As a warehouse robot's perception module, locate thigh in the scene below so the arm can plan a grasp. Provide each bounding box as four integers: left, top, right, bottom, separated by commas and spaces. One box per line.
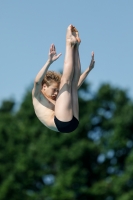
55, 81, 73, 121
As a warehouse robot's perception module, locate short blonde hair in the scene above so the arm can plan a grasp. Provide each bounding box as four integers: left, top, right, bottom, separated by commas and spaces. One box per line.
42, 71, 62, 86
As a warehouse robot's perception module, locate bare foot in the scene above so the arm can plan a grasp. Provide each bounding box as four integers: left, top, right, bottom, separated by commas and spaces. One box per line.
72, 26, 81, 44
66, 25, 78, 46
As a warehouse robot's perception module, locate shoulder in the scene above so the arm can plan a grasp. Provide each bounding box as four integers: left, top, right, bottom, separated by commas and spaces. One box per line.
32, 80, 42, 99
32, 92, 48, 108
32, 88, 40, 100
32, 89, 44, 107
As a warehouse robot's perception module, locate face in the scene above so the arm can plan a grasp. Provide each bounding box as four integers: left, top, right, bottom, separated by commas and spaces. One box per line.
42, 81, 59, 100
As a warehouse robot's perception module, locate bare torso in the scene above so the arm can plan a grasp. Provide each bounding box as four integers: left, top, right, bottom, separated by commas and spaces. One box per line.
32, 93, 59, 132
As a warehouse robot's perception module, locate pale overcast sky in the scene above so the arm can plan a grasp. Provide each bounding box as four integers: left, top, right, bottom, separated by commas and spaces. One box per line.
0, 0, 133, 105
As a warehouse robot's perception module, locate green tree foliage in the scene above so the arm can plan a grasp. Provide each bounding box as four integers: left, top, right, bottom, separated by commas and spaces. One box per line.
0, 83, 133, 200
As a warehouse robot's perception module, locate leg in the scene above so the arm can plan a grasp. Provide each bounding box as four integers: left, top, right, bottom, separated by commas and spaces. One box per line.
71, 43, 81, 120
55, 25, 77, 121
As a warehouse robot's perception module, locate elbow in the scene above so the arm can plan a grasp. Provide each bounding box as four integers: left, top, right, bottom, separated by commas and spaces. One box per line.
34, 79, 41, 85
34, 79, 38, 84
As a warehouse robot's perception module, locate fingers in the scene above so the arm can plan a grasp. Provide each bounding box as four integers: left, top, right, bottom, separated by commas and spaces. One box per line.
57, 53, 62, 58
53, 53, 62, 61
53, 44, 56, 51
91, 51, 95, 63
49, 44, 53, 53
49, 44, 55, 52
89, 51, 95, 68
55, 53, 62, 60
51, 44, 55, 51
91, 51, 94, 57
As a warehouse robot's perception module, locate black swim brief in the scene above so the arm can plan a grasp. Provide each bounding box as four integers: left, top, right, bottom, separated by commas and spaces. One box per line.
54, 116, 79, 133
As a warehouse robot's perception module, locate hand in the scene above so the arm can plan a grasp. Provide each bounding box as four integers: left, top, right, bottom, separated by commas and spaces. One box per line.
89, 51, 95, 71
48, 44, 62, 63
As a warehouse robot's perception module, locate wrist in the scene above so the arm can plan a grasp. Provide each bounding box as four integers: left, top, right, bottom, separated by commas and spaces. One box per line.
87, 67, 91, 74
47, 59, 52, 65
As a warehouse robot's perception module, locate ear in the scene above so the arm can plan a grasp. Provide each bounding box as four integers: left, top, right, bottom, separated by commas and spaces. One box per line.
42, 84, 47, 90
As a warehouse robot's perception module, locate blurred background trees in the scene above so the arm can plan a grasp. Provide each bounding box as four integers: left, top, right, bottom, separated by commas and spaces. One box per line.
0, 82, 133, 200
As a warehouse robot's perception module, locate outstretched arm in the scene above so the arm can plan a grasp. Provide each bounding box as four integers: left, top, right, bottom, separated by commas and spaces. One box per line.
77, 52, 95, 89
32, 44, 61, 97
